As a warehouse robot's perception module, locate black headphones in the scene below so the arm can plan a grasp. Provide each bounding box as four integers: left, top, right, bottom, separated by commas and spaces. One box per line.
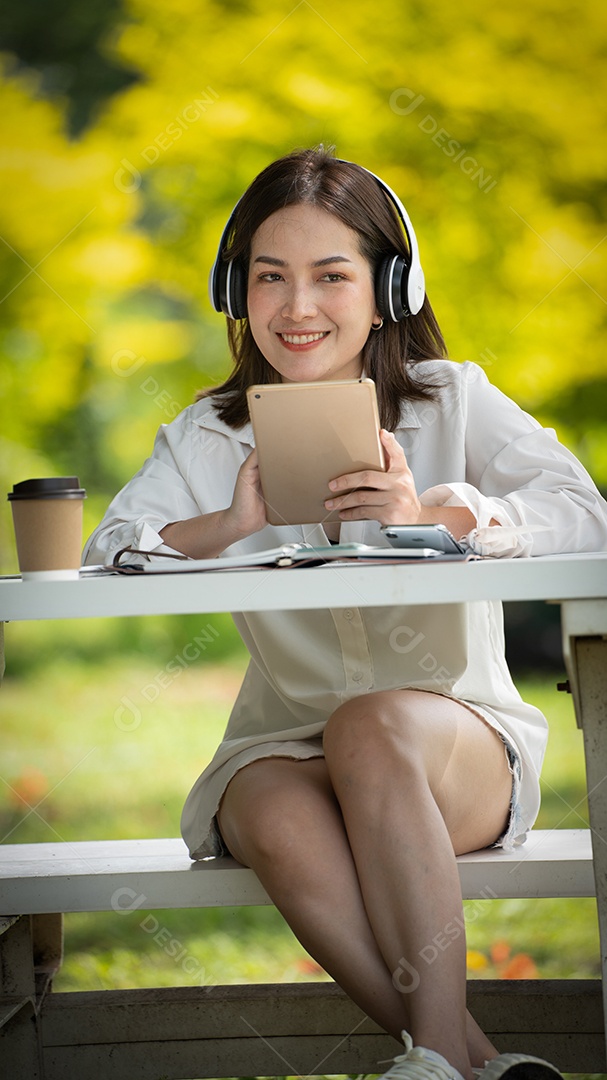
208, 159, 425, 322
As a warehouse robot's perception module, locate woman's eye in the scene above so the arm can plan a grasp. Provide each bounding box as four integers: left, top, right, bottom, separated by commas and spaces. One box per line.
258, 272, 283, 282
321, 273, 346, 283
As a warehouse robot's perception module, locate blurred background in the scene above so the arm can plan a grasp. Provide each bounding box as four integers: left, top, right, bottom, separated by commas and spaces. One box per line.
1, 0, 605, 1010
1, 0, 606, 566
1, 0, 606, 665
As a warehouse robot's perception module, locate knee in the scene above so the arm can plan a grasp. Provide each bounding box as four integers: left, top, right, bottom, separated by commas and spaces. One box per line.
221, 783, 288, 866
322, 696, 370, 767
323, 693, 426, 783
218, 762, 322, 871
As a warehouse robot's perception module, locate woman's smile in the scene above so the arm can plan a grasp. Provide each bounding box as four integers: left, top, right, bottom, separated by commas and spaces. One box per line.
277, 330, 331, 349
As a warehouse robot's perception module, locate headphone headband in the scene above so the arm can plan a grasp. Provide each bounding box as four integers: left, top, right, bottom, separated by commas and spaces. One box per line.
346, 164, 425, 317
209, 158, 425, 320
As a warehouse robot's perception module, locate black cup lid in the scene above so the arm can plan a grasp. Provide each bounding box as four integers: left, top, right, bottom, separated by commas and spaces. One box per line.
8, 477, 87, 501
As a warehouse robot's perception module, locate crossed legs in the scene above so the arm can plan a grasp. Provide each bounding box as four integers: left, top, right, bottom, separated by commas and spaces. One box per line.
217, 689, 513, 1079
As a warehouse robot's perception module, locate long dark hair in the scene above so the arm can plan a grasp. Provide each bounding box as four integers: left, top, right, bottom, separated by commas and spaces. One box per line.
199, 148, 447, 430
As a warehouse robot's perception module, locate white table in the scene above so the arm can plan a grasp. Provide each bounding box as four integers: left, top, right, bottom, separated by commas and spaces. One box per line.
1, 551, 607, 1063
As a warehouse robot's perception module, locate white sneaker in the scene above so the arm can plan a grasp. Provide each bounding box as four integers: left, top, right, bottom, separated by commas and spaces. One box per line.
377, 1030, 466, 1080
479, 1052, 563, 1080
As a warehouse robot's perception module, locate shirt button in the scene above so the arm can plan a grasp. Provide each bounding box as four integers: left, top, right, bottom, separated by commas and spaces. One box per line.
343, 609, 354, 620
352, 671, 363, 682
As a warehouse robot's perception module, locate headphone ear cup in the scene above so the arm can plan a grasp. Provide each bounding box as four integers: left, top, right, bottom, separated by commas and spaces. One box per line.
228, 260, 248, 320
375, 256, 391, 320
407, 264, 425, 317
375, 254, 410, 321
217, 258, 248, 320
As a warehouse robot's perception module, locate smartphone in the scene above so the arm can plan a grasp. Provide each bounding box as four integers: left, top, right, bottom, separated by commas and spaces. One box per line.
247, 379, 385, 525
381, 524, 467, 555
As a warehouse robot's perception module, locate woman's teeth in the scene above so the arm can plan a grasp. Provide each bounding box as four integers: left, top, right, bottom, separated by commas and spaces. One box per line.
280, 332, 328, 344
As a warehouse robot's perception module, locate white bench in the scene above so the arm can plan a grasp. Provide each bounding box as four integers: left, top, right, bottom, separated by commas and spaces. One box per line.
0, 829, 604, 1079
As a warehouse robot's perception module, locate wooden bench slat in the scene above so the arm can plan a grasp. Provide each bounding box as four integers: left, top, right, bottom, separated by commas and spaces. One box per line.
37, 981, 606, 1076
41, 980, 605, 1043
0, 829, 595, 915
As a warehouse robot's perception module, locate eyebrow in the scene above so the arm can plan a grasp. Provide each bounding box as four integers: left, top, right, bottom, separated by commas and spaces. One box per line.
252, 255, 353, 267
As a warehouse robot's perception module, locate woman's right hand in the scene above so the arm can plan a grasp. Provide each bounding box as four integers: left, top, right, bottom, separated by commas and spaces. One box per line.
160, 449, 267, 559
223, 449, 268, 539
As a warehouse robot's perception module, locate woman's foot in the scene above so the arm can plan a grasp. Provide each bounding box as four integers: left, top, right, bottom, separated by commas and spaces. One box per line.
479, 1052, 563, 1080
376, 1030, 467, 1080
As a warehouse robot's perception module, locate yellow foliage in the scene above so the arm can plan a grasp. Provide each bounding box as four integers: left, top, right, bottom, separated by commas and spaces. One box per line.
96, 320, 194, 367
73, 235, 151, 287
466, 949, 489, 972
1, 0, 606, 569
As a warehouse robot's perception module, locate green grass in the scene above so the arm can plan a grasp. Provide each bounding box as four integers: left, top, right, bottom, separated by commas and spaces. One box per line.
0, 643, 600, 1014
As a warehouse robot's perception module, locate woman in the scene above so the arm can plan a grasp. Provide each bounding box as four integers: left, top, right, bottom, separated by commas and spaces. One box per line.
84, 148, 607, 1079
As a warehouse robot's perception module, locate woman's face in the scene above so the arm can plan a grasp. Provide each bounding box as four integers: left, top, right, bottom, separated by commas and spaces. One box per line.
247, 204, 380, 383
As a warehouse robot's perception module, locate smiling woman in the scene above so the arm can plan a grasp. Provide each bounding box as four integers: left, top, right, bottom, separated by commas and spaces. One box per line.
82, 147, 607, 1080
247, 204, 379, 383
204, 148, 446, 432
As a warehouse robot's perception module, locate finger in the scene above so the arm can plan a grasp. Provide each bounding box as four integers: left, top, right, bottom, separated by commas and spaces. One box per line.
241, 448, 258, 471
380, 429, 408, 471
328, 434, 407, 491
325, 488, 393, 512
330, 502, 393, 522
238, 449, 260, 482
328, 467, 393, 494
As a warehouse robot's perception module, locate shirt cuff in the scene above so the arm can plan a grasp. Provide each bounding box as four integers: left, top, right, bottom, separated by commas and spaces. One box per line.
420, 483, 531, 557
111, 520, 186, 564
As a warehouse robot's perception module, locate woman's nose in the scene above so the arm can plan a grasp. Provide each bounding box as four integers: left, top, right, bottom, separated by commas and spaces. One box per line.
281, 284, 318, 322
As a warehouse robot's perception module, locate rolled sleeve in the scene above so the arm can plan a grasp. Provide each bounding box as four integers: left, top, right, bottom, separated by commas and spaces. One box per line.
82, 423, 202, 565
419, 364, 607, 557
419, 482, 535, 556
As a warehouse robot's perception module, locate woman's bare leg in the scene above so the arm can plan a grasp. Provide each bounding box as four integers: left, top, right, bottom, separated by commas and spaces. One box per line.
217, 690, 512, 1076
219, 757, 412, 1041
323, 690, 512, 1075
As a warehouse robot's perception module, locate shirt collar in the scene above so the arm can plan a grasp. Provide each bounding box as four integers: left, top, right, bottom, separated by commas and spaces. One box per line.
395, 399, 422, 430
191, 401, 254, 445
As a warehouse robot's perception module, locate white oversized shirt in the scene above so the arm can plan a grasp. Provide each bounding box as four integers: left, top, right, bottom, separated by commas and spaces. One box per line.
83, 361, 607, 857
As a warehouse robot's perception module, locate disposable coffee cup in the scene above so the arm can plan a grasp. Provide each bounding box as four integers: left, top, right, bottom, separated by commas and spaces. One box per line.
8, 477, 87, 580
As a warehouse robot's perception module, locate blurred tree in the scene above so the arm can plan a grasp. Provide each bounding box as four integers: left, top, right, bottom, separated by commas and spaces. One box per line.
0, 0, 139, 135
1, 0, 605, 583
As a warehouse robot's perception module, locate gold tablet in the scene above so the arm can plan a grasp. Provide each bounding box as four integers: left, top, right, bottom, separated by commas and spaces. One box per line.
246, 378, 385, 526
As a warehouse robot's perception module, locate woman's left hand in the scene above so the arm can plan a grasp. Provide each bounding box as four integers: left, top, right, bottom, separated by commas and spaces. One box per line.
324, 428, 422, 525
